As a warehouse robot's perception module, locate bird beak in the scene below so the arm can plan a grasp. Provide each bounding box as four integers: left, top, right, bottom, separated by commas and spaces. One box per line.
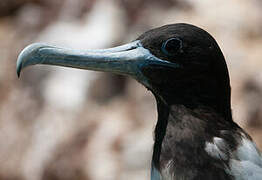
17, 40, 179, 85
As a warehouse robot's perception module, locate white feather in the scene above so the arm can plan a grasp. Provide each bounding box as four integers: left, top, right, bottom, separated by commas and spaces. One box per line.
205, 137, 228, 160
229, 159, 262, 180
205, 134, 262, 180
235, 138, 262, 167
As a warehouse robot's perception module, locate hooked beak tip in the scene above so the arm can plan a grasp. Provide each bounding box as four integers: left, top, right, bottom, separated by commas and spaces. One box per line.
16, 51, 24, 78
16, 43, 47, 78
16, 65, 21, 78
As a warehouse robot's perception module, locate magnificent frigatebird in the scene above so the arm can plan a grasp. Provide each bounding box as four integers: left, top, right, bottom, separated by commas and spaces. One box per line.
17, 23, 262, 180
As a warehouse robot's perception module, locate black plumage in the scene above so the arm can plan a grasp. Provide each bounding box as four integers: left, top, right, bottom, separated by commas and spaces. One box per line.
138, 24, 238, 179
16, 23, 262, 180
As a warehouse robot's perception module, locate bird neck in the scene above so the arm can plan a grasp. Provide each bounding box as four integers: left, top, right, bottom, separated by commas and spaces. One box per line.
152, 99, 237, 179
151, 73, 234, 168
152, 97, 170, 169
152, 72, 233, 122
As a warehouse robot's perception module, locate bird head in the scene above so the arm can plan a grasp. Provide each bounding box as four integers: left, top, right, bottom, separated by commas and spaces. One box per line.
17, 23, 231, 118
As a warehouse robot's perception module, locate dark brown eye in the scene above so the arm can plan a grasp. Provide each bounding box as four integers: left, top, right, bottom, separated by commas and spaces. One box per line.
162, 38, 182, 56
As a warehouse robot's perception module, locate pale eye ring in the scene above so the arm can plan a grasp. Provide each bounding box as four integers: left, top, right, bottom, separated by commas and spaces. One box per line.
161, 38, 182, 56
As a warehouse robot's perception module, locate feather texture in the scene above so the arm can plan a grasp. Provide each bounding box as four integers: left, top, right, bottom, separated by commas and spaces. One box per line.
205, 133, 262, 180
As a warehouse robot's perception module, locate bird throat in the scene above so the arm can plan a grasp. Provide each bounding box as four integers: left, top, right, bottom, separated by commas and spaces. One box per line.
150, 71, 233, 121
152, 98, 234, 180
150, 73, 234, 179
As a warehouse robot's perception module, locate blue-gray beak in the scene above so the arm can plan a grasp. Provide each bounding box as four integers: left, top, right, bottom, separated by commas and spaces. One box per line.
17, 41, 179, 85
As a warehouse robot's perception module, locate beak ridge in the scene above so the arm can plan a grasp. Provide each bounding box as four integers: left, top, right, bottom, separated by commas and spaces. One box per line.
17, 43, 51, 77
16, 40, 180, 82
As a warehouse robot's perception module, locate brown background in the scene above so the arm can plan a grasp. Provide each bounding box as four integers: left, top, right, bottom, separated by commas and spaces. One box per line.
1, 0, 262, 179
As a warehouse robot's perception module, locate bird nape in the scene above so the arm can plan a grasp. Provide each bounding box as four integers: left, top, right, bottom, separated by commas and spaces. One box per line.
17, 23, 262, 180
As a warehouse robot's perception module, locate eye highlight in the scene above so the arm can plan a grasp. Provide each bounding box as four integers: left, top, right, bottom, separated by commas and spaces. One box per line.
161, 38, 182, 56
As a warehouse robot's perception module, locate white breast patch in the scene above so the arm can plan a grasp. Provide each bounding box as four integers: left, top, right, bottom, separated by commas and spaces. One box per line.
205, 134, 262, 180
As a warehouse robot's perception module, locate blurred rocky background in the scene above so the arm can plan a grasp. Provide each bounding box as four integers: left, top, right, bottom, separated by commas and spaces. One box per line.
1, 0, 262, 179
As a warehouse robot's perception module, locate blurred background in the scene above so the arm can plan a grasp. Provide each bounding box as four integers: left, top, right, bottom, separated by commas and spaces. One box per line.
1, 0, 262, 179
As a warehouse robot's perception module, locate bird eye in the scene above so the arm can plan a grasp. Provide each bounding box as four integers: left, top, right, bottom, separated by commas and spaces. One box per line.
161, 38, 182, 56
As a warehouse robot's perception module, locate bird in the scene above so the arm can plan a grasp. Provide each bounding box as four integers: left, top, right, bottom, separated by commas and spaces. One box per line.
17, 23, 262, 180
